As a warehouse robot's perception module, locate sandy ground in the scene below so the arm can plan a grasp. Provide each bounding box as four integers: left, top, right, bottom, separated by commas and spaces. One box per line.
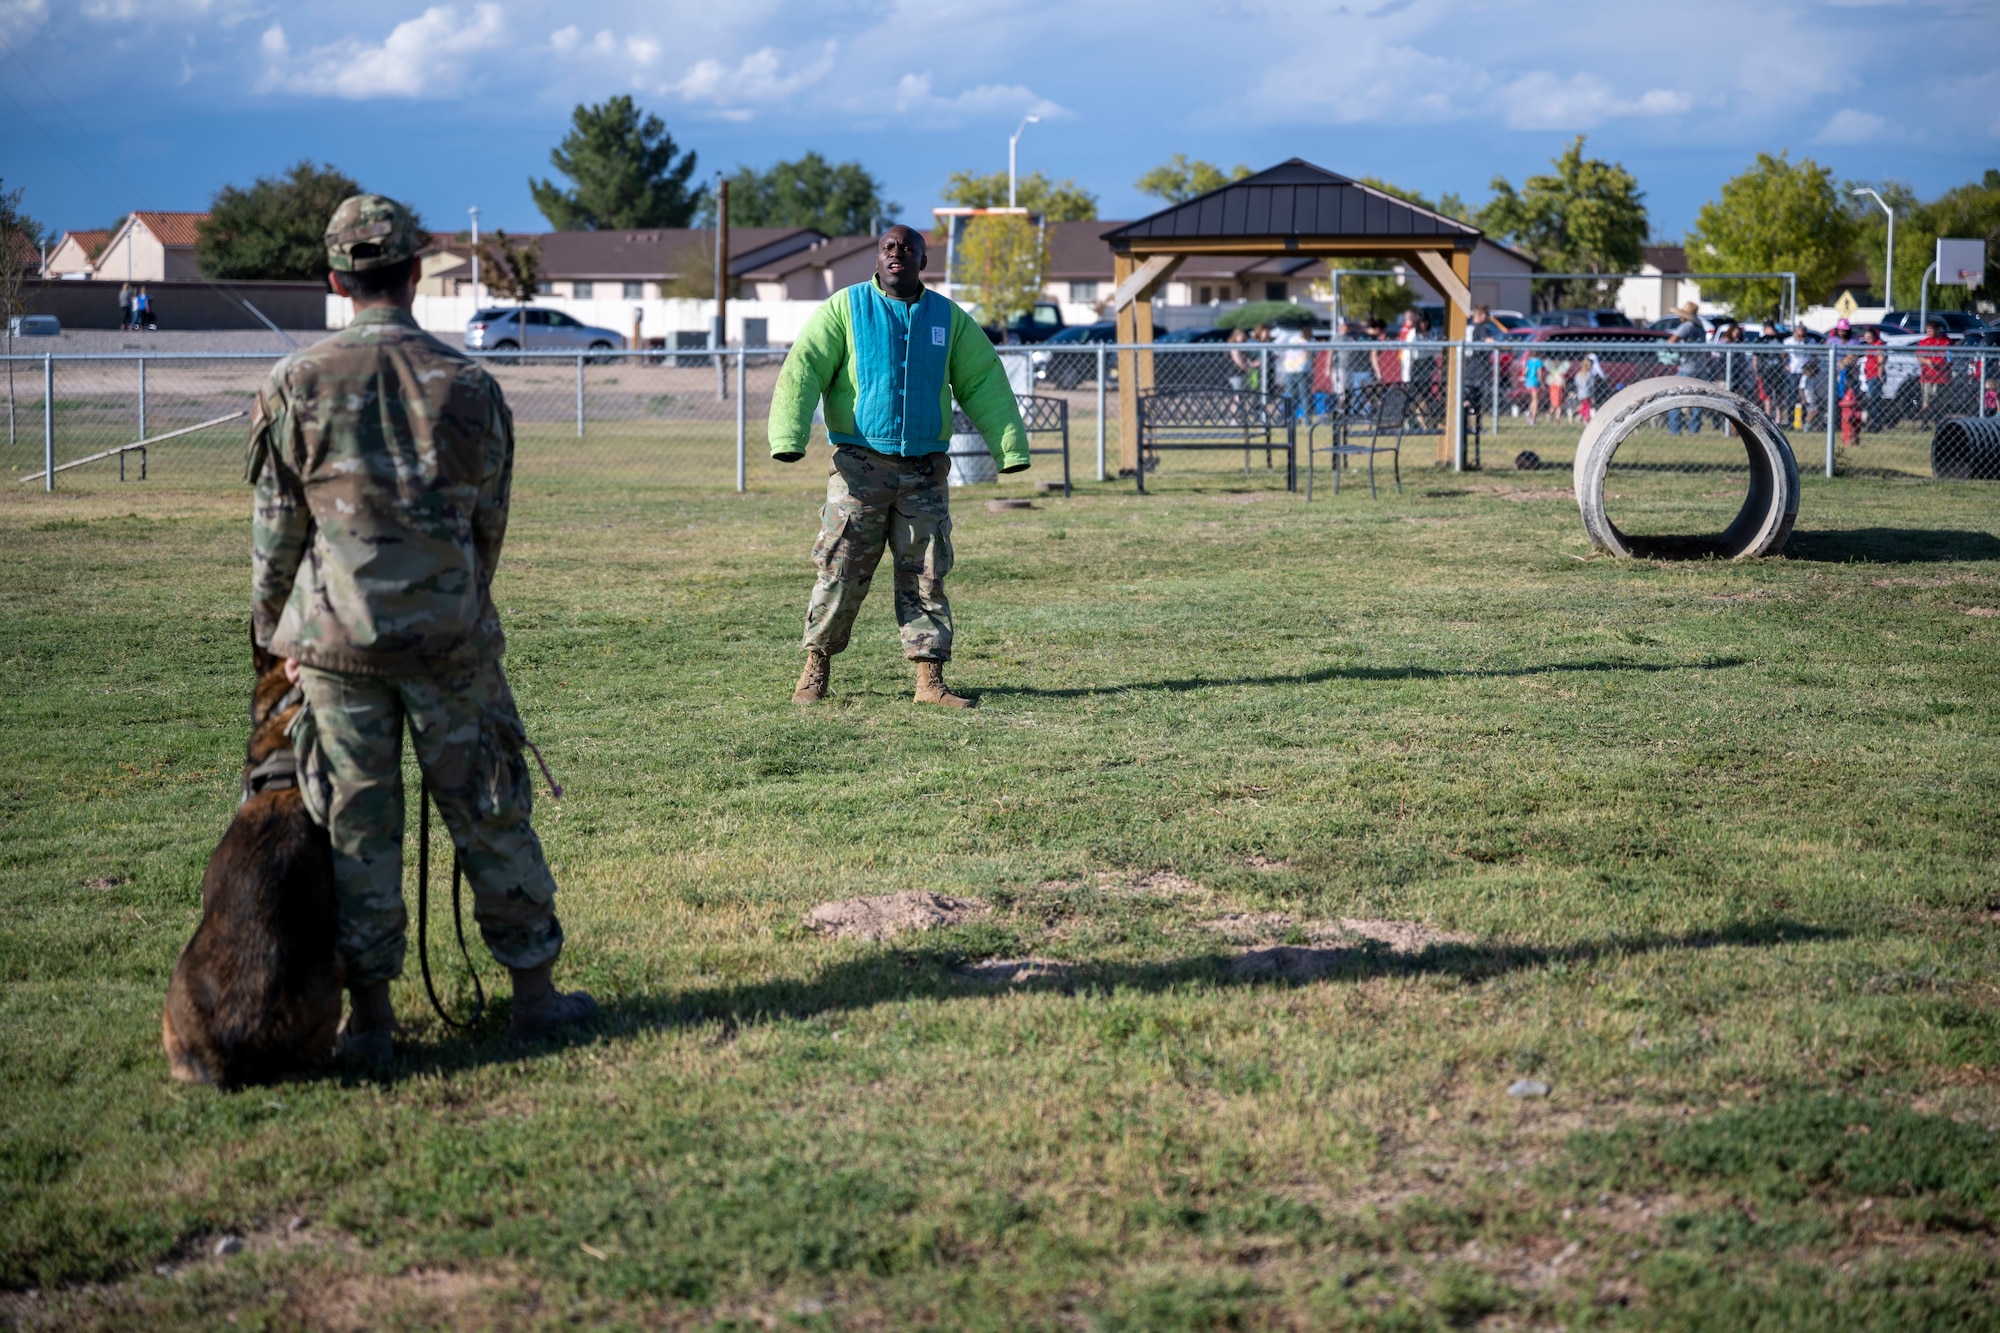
4, 329, 337, 356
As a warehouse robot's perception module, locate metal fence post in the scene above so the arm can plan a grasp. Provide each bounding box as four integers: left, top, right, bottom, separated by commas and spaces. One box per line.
1095, 343, 1107, 481
1824, 345, 1836, 478
43, 355, 54, 492
734, 349, 747, 493
1981, 350, 1989, 418
130, 357, 146, 483
1259, 345, 1269, 396
1451, 340, 1466, 472
575, 354, 585, 439
1491, 343, 1500, 437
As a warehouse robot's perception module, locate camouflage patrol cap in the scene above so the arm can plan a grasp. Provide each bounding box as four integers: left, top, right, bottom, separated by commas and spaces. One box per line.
324, 194, 424, 272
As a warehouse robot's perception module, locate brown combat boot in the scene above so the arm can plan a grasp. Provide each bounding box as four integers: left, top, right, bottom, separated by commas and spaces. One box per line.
508, 964, 598, 1040
913, 660, 972, 708
793, 649, 831, 703
335, 980, 395, 1070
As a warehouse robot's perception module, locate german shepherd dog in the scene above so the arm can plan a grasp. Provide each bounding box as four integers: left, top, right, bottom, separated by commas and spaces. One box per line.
162, 637, 341, 1087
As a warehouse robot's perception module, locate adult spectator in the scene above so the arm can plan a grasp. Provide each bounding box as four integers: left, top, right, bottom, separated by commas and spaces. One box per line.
1273, 321, 1311, 418
117, 282, 133, 331
1399, 309, 1439, 428
1666, 301, 1706, 435
1464, 305, 1501, 424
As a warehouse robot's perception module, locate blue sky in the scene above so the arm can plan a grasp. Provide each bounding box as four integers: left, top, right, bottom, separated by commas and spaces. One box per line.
4, 0, 1996, 244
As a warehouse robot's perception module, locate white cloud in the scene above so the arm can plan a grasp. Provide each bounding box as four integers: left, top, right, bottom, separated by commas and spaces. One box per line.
1815, 107, 1894, 144
671, 44, 835, 112
0, 0, 47, 42
259, 22, 286, 59
890, 72, 1066, 124
1498, 72, 1691, 131
626, 35, 659, 65
549, 24, 578, 52
257, 4, 506, 100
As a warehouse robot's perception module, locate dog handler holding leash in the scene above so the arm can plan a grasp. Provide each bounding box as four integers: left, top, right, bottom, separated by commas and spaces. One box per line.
248, 195, 595, 1067
770, 224, 1030, 707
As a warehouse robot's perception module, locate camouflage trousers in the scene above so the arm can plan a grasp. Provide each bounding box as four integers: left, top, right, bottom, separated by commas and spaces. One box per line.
293, 658, 563, 985
803, 445, 956, 661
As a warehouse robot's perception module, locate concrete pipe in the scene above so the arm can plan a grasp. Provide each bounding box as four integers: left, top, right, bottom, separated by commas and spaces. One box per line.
1573, 377, 1799, 560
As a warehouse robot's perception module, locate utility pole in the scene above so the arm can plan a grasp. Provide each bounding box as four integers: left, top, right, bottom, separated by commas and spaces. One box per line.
1008, 114, 1040, 209
1852, 187, 1894, 312
713, 172, 729, 400
468, 206, 480, 305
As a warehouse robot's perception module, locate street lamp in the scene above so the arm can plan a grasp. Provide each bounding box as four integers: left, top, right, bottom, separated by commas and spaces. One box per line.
1852, 187, 1894, 312
1008, 114, 1041, 209
468, 206, 480, 304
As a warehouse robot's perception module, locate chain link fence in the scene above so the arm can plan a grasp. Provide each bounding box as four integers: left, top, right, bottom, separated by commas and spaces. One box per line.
5, 339, 1994, 498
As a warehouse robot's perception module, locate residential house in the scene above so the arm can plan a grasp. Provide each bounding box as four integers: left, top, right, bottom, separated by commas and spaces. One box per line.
421, 227, 830, 302
89, 212, 209, 282
44, 229, 112, 279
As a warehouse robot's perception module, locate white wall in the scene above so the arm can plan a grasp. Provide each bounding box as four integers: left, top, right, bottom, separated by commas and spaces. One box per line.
327, 293, 831, 346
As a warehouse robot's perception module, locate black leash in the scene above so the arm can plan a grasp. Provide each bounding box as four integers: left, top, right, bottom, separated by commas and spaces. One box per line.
417, 776, 485, 1028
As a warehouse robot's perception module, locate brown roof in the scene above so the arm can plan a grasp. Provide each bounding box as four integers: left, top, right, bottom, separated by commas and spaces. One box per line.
522, 227, 826, 280
1644, 245, 1688, 274
738, 234, 878, 281
60, 228, 113, 261
130, 211, 210, 248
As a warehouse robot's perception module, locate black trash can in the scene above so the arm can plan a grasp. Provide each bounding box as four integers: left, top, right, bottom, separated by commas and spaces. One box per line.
1932, 417, 2000, 480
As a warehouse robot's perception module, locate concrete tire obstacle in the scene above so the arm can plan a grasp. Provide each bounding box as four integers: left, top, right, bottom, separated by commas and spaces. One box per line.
1573, 377, 1800, 560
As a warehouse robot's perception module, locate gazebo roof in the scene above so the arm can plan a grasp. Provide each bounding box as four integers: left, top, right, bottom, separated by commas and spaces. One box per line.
1102, 159, 1481, 251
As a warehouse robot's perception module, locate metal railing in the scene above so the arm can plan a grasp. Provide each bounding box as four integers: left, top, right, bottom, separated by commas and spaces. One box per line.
5, 339, 1994, 493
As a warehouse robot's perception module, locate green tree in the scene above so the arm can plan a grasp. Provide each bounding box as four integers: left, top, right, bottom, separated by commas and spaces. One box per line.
480, 230, 544, 304
1479, 136, 1648, 307
957, 214, 1045, 326
712, 152, 896, 235
1135, 155, 1251, 204
1856, 170, 2000, 312
1, 178, 46, 445
197, 161, 367, 282
1685, 151, 1855, 320
940, 170, 1097, 221
530, 96, 703, 231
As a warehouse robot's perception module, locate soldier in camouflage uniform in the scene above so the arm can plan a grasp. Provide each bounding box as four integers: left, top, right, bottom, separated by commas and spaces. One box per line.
250, 194, 595, 1066
770, 225, 1030, 706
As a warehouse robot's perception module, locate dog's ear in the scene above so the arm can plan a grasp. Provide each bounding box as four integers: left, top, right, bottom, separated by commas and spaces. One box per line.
251, 624, 280, 680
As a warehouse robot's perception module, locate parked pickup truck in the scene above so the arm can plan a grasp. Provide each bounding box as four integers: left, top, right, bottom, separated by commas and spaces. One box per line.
983, 301, 1070, 345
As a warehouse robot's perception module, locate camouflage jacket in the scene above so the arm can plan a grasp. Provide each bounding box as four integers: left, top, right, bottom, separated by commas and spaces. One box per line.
249, 306, 514, 675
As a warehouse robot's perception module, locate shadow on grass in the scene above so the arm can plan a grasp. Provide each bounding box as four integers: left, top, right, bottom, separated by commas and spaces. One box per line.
978, 656, 1749, 701
386, 917, 1843, 1079
1782, 527, 2000, 564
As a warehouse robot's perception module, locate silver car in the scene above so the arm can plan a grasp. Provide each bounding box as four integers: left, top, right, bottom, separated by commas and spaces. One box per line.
465, 306, 625, 355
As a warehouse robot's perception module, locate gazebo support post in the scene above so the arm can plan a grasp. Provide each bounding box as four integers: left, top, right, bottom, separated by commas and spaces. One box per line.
1411, 247, 1475, 467
1113, 253, 1183, 478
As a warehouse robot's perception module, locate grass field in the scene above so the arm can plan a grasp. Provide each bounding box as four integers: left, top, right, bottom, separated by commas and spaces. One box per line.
3, 449, 1998, 1330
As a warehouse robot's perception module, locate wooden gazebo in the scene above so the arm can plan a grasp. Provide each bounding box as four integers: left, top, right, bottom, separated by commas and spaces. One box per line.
1101, 159, 1481, 474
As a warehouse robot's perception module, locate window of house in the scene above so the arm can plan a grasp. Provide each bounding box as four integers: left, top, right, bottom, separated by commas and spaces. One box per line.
535, 281, 553, 295
1068, 281, 1098, 304
1198, 286, 1213, 305
571, 281, 593, 299
623, 281, 644, 299
1265, 281, 1287, 302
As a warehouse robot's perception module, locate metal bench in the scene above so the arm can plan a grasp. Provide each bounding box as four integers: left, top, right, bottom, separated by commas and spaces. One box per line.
951, 394, 1071, 496
1133, 388, 1296, 494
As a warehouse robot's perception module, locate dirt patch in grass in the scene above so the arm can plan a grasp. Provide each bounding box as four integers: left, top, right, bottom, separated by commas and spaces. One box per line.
1202, 915, 1476, 952
1242, 854, 1291, 870
80, 876, 128, 890
1200, 912, 1296, 940
954, 957, 1074, 986
804, 891, 991, 942
1966, 606, 1999, 617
